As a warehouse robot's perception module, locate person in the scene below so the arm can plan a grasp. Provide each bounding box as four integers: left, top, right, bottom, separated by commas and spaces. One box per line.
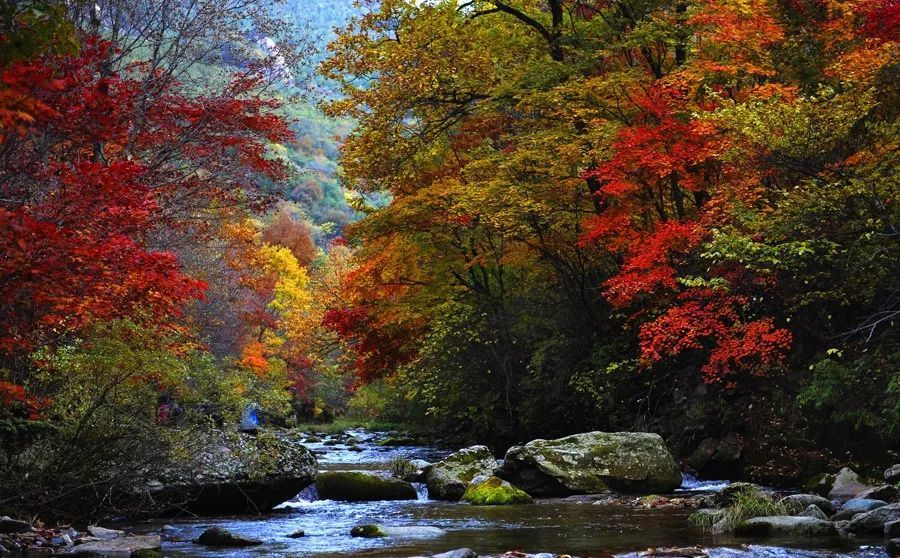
240, 402, 260, 434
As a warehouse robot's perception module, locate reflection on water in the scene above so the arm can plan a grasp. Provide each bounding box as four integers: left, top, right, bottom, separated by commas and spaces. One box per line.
114, 431, 885, 558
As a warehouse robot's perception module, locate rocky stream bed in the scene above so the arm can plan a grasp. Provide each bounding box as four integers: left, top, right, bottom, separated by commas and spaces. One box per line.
2, 430, 898, 557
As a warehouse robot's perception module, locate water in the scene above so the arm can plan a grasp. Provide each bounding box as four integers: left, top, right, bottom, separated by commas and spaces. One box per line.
116, 432, 887, 557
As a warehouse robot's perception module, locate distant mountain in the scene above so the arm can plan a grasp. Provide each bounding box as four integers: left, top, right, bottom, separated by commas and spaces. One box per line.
273, 0, 368, 241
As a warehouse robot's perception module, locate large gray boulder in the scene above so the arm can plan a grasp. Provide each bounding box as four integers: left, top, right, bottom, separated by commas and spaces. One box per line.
847, 502, 900, 534
826, 467, 872, 501
154, 430, 316, 515
497, 431, 682, 496
425, 446, 499, 500
316, 471, 417, 501
734, 516, 839, 538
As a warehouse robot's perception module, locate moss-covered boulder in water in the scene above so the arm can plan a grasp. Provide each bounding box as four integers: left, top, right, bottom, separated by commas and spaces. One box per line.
462, 476, 532, 505
497, 431, 682, 496
316, 471, 417, 501
426, 446, 499, 500
350, 524, 385, 538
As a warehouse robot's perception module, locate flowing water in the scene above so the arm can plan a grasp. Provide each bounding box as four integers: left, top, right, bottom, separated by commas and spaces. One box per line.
118, 431, 888, 557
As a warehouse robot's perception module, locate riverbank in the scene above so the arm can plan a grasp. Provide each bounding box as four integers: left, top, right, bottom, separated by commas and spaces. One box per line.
2, 428, 897, 557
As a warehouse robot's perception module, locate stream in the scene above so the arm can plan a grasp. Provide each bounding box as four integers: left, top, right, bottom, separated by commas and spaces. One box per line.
118, 430, 888, 557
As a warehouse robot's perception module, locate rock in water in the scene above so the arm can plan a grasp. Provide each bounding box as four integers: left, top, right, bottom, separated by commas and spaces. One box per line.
842, 498, 887, 513
827, 467, 871, 501
195, 527, 262, 547
847, 502, 900, 534
734, 516, 839, 538
799, 504, 829, 520
497, 431, 682, 495
350, 525, 385, 538
426, 446, 499, 500
779, 494, 837, 516
316, 471, 417, 501
433, 549, 478, 558
60, 534, 162, 556
154, 430, 316, 515
87, 526, 125, 540
462, 476, 533, 505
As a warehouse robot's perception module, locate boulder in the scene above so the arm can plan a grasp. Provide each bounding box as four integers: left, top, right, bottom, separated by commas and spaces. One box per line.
497, 432, 682, 496
798, 504, 828, 520
195, 527, 262, 547
155, 430, 316, 515
462, 476, 533, 505
734, 516, 838, 538
286, 530, 305, 538
857, 484, 898, 502
779, 494, 837, 516
350, 525, 384, 538
426, 446, 499, 500
0, 517, 31, 534
433, 549, 477, 558
886, 465, 900, 485
62, 534, 161, 556
86, 526, 124, 541
842, 498, 887, 513
847, 502, 900, 534
827, 467, 871, 501
377, 436, 416, 446
316, 471, 417, 501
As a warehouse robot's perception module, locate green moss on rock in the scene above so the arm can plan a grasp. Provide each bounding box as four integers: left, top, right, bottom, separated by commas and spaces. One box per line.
426, 445, 499, 500
316, 471, 417, 501
350, 524, 385, 538
462, 476, 532, 505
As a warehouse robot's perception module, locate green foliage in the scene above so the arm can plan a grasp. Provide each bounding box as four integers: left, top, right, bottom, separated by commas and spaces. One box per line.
692, 487, 789, 533
798, 347, 900, 446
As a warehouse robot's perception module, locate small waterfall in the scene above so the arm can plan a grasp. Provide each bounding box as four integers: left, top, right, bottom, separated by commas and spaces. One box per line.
295, 483, 321, 501
413, 482, 429, 501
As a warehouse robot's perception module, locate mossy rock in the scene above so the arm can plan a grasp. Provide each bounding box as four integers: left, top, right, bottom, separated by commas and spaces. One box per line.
317, 471, 417, 501
378, 436, 416, 446
497, 432, 682, 496
462, 476, 532, 505
426, 445, 499, 500
350, 524, 385, 538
